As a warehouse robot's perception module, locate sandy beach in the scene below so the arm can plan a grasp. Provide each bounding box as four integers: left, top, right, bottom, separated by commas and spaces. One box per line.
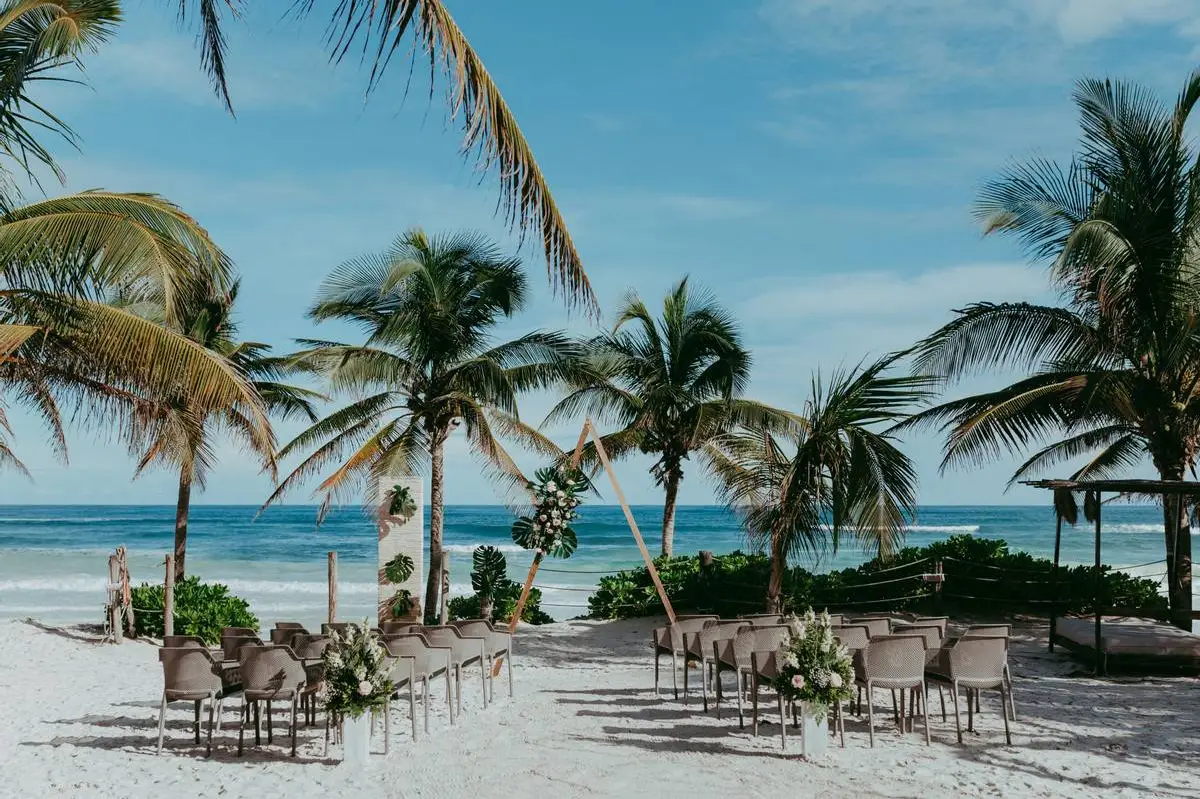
2, 617, 1197, 799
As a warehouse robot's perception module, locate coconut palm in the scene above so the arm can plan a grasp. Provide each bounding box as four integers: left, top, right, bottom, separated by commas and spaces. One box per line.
263, 228, 580, 621
708, 355, 934, 612
128, 281, 320, 582
545, 278, 786, 556
175, 0, 593, 313
908, 71, 1200, 629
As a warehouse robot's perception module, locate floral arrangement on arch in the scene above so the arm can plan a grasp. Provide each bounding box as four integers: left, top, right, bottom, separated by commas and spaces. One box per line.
511, 466, 591, 558
772, 609, 854, 717
321, 620, 395, 719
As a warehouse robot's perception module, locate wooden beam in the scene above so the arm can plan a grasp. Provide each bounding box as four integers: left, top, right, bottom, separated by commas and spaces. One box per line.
1051, 510, 1063, 653
327, 551, 338, 625
1092, 491, 1103, 676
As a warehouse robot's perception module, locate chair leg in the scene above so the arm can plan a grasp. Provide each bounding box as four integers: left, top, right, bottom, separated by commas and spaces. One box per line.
898, 689, 906, 733
291, 697, 298, 758
701, 661, 710, 713
967, 688, 975, 733
952, 684, 963, 744
424, 676, 431, 734
409, 682, 418, 741
892, 690, 899, 726
867, 681, 875, 748
653, 651, 660, 698
1005, 665, 1017, 720
206, 696, 215, 757
445, 669, 454, 725
383, 698, 390, 755
921, 683, 930, 746
837, 701, 845, 748
156, 693, 168, 754
266, 699, 273, 744
324, 701, 331, 756
1000, 686, 1012, 745
239, 699, 249, 756
736, 673, 745, 729
671, 651, 679, 700
683, 655, 690, 706
253, 700, 261, 746
455, 665, 462, 716
715, 669, 723, 719
937, 683, 946, 722
480, 661, 488, 709
507, 650, 514, 698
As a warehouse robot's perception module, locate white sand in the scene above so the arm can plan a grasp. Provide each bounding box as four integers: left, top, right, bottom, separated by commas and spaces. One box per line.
1, 617, 1197, 799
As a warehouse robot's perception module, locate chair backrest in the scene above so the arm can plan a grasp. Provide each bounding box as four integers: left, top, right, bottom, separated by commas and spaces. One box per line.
269, 628, 302, 646
688, 621, 750, 658
948, 636, 1008, 686
322, 622, 359, 637
419, 626, 483, 660
381, 620, 420, 635
849, 617, 891, 638
738, 614, 785, 627
291, 634, 332, 659
730, 625, 790, 668
963, 624, 1011, 639
381, 633, 447, 678
655, 616, 718, 650
274, 622, 307, 631
832, 624, 870, 651
222, 626, 257, 637
239, 645, 306, 693
913, 616, 948, 636
863, 635, 927, 683
825, 613, 844, 626
221, 634, 263, 661
893, 624, 941, 649
453, 620, 495, 642
160, 647, 222, 695
162, 635, 206, 648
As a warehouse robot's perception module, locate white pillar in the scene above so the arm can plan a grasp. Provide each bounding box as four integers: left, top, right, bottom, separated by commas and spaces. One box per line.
377, 476, 424, 623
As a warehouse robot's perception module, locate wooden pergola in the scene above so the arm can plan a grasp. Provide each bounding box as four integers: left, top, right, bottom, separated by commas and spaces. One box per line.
1023, 478, 1198, 674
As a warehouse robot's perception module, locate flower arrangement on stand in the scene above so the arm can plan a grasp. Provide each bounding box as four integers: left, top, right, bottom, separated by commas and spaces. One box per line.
322, 620, 394, 765
773, 609, 853, 756
511, 466, 591, 557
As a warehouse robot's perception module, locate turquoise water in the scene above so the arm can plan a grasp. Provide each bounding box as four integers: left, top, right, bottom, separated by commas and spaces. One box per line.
0, 503, 1184, 627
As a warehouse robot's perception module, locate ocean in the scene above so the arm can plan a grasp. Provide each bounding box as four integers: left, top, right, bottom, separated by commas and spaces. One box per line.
0, 504, 1187, 628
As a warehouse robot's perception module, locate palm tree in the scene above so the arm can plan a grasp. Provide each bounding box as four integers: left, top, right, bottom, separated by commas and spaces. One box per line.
264, 228, 580, 621
174, 0, 593, 313
546, 278, 784, 557
708, 356, 933, 612
908, 71, 1200, 630
128, 281, 320, 582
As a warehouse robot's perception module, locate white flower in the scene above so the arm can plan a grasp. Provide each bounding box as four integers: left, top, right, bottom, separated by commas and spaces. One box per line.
354, 666, 366, 680
357, 680, 373, 696
546, 481, 557, 492
565, 479, 575, 487
829, 673, 843, 688
539, 514, 547, 521
790, 674, 805, 689
557, 490, 565, 498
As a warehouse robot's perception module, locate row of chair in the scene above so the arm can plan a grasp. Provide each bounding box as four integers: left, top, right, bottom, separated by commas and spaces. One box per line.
156, 618, 515, 758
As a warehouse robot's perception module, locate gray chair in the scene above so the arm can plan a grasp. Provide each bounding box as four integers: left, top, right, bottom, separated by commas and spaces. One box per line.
157, 647, 233, 756
652, 615, 719, 699
682, 621, 749, 711
381, 651, 418, 750
237, 645, 307, 757
858, 635, 930, 747
738, 614, 785, 627
380, 633, 455, 734
848, 617, 891, 638
381, 620, 420, 635
712, 625, 790, 728
962, 625, 1015, 719
419, 626, 489, 714
927, 636, 1012, 745
452, 619, 514, 700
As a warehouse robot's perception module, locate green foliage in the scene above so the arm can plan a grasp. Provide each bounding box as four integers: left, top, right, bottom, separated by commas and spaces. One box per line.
587, 535, 1168, 620
773, 611, 853, 713
383, 552, 415, 584
322, 621, 394, 719
387, 485, 417, 518
129, 576, 258, 644
448, 580, 554, 625
470, 546, 508, 596
511, 466, 589, 558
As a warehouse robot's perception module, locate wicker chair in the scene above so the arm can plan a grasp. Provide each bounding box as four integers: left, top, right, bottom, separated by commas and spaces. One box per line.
220, 633, 262, 662
380, 633, 455, 733
380, 652, 418, 750
419, 626, 489, 714
858, 635, 930, 747
381, 620, 421, 635
927, 635, 1012, 745
962, 625, 1015, 719
237, 645, 307, 757
157, 647, 232, 756
652, 615, 719, 699
451, 619, 514, 700
681, 621, 749, 711
712, 625, 790, 728
738, 614, 785, 627
290, 635, 331, 726
848, 617, 891, 638
913, 616, 949, 636
222, 626, 257, 637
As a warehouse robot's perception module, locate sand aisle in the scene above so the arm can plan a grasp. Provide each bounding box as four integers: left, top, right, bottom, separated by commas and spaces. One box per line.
1, 618, 1197, 799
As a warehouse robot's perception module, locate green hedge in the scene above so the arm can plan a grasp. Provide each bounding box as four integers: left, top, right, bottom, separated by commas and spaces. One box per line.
129, 576, 259, 644
587, 535, 1167, 620
447, 579, 554, 625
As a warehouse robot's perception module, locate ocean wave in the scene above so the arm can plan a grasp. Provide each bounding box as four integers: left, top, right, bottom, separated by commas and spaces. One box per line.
0, 516, 149, 524
1105, 523, 1162, 533
0, 575, 105, 592
443, 544, 526, 554
907, 525, 980, 533
222, 579, 378, 596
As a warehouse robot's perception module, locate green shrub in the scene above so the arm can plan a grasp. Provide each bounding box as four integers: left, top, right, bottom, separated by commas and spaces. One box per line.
448, 579, 553, 625
587, 535, 1168, 620
129, 576, 258, 644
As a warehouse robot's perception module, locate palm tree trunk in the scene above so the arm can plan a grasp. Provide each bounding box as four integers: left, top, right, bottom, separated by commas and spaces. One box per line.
173, 467, 191, 584
423, 432, 447, 623
661, 472, 681, 558
766, 524, 786, 613
479, 594, 495, 623
1161, 489, 1194, 631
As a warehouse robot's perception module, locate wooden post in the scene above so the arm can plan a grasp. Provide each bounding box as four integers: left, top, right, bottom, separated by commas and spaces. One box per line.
327, 551, 338, 625
163, 554, 175, 638
1050, 511, 1063, 653
439, 551, 450, 626
1092, 491, 1104, 676
933, 559, 944, 616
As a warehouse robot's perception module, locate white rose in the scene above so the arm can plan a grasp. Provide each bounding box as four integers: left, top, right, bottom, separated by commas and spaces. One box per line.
829, 673, 843, 688
354, 666, 366, 680
557, 490, 565, 498
546, 481, 557, 492
357, 680, 373, 696
539, 514, 547, 521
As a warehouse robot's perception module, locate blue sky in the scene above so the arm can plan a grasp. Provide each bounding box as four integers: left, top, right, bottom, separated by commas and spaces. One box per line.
2, 0, 1198, 507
